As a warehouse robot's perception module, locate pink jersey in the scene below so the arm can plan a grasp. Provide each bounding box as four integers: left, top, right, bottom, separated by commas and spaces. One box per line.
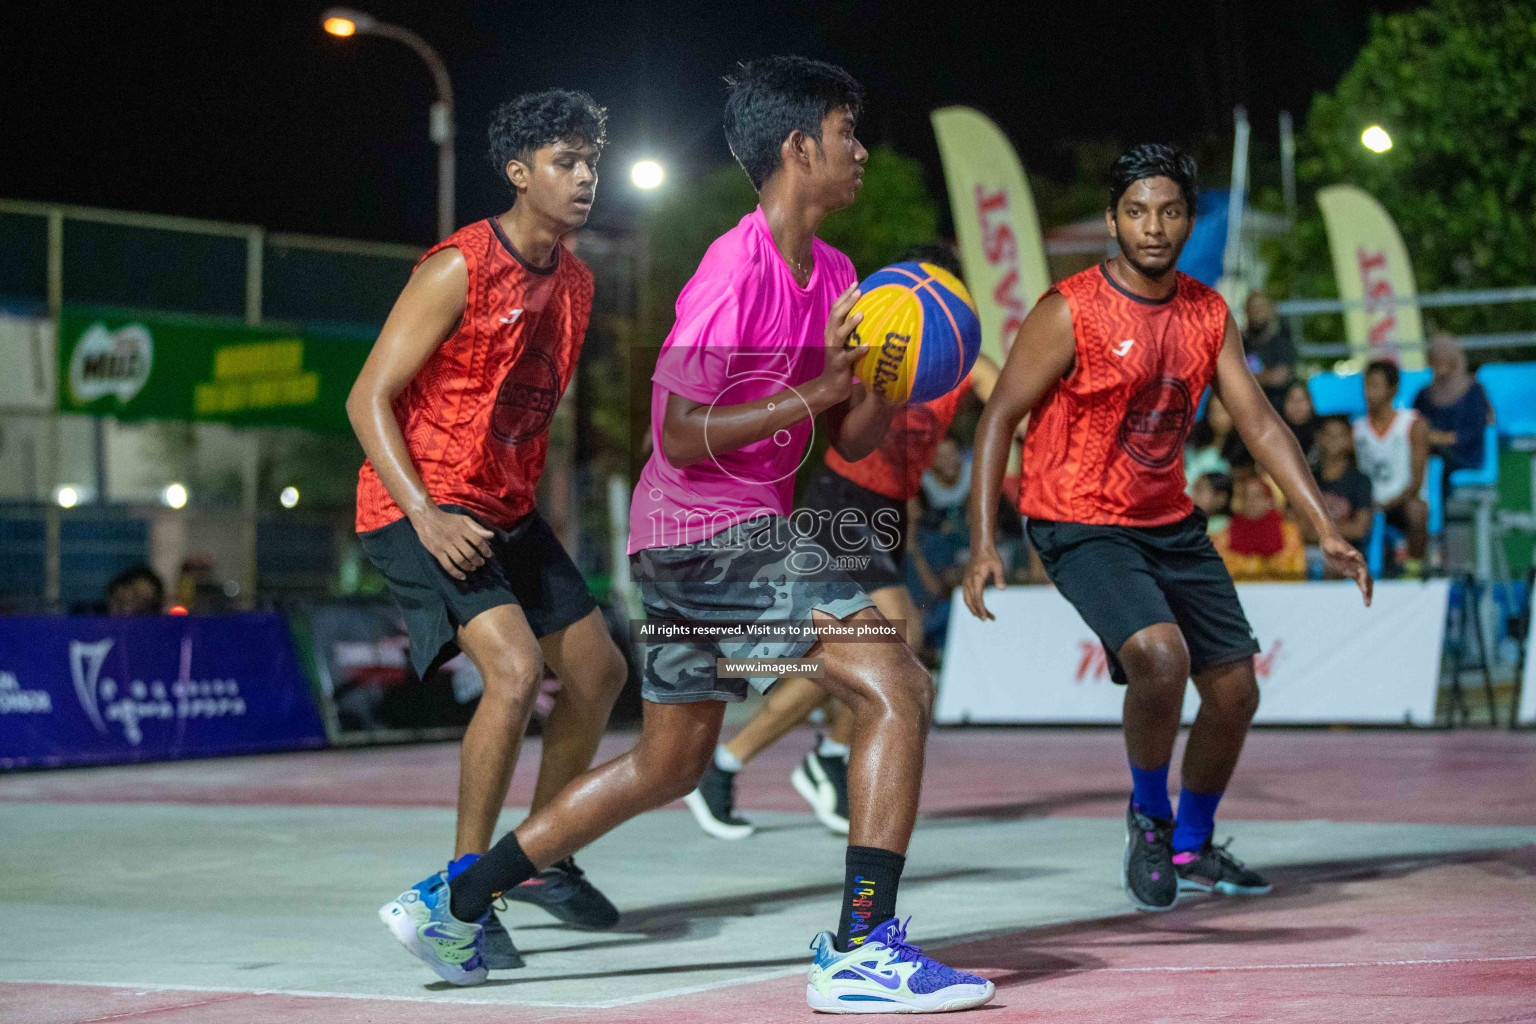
628, 207, 858, 553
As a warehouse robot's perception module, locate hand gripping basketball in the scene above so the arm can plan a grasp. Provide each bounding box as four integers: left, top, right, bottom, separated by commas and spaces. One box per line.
818, 283, 866, 406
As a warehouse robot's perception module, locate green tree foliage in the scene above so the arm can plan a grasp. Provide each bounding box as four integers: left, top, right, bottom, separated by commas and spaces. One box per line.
1267, 0, 1536, 340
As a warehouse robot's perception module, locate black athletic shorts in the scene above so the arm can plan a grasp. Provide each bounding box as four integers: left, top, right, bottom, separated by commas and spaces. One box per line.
797, 465, 909, 590
358, 505, 597, 679
1026, 512, 1259, 686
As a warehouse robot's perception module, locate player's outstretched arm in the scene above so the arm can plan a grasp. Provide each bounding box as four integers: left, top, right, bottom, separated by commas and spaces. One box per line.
961, 293, 1076, 620
660, 283, 871, 467
1213, 315, 1373, 606
346, 248, 493, 581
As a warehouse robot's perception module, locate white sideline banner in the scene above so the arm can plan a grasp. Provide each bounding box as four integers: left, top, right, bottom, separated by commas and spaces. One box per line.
937, 580, 1448, 725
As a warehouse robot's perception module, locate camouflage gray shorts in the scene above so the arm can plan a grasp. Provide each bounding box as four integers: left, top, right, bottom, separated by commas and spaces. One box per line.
630, 515, 874, 703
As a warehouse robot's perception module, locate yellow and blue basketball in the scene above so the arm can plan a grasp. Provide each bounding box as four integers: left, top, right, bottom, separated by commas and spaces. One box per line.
846, 261, 981, 404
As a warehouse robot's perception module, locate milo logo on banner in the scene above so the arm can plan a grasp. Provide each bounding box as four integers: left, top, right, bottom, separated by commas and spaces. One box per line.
69, 322, 154, 404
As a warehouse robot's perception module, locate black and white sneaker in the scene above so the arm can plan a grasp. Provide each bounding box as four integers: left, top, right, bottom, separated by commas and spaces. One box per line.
498, 857, 621, 929
481, 912, 525, 969
683, 763, 755, 839
1174, 839, 1273, 895
791, 748, 850, 835
1123, 803, 1179, 911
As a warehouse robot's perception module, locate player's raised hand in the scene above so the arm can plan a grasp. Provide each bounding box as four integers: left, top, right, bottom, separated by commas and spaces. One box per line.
1321, 532, 1373, 607
961, 546, 1008, 621
412, 507, 495, 581
818, 284, 866, 405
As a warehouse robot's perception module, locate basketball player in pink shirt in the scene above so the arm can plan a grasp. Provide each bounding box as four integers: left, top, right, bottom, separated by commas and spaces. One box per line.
433, 56, 994, 1013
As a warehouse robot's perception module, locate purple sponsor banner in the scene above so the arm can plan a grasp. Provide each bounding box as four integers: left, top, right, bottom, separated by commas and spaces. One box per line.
0, 613, 327, 769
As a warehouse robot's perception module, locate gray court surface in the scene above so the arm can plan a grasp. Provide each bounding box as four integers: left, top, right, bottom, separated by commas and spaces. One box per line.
3, 803, 1533, 1009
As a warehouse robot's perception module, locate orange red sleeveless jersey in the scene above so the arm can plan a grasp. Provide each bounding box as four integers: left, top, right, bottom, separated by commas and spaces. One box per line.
355, 219, 593, 532
824, 373, 973, 501
1019, 263, 1229, 526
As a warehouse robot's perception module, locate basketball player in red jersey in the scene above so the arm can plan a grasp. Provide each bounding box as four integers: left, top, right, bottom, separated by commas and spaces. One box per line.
348, 91, 627, 968
685, 248, 1005, 840
963, 144, 1371, 911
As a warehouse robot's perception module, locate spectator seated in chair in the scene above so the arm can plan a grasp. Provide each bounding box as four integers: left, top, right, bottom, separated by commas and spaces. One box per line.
1353, 359, 1430, 578
1413, 333, 1494, 488
1302, 416, 1375, 574
1281, 382, 1321, 466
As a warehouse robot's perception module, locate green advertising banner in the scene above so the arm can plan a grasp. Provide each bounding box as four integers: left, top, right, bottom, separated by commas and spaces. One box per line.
57, 309, 371, 434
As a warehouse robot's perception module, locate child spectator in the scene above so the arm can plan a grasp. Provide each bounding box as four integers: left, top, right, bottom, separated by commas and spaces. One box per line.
1354, 359, 1430, 577
1190, 471, 1233, 535
1306, 416, 1375, 572
1214, 470, 1306, 581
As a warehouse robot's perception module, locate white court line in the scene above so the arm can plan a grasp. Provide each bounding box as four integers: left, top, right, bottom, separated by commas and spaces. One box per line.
7, 955, 1534, 1010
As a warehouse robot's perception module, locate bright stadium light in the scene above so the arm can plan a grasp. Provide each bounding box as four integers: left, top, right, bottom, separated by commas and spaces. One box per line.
162, 483, 188, 509
56, 486, 79, 509
322, 8, 374, 35
631, 160, 665, 190
1361, 125, 1393, 153
280, 486, 300, 509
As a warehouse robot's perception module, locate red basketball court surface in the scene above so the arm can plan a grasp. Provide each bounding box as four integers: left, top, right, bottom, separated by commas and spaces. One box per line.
3, 727, 1534, 1023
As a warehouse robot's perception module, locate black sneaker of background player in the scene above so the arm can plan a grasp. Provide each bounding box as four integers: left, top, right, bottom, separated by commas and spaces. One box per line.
791, 748, 850, 835
481, 912, 526, 968
499, 856, 621, 930
1174, 839, 1273, 895
683, 762, 755, 840
1122, 803, 1179, 911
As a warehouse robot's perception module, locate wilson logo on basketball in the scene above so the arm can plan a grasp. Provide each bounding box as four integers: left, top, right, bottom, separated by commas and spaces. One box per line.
1075, 639, 1281, 682
491, 349, 560, 445
870, 332, 909, 396
1117, 376, 1193, 469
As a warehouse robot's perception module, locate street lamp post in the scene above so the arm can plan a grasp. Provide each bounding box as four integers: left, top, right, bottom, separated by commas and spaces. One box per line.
323, 8, 455, 239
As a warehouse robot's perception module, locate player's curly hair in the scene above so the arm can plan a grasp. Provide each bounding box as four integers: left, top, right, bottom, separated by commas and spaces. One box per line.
487, 90, 607, 199
1108, 143, 1199, 214
724, 56, 863, 191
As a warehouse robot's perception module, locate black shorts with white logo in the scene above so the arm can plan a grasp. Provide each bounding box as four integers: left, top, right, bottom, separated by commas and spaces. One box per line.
1026, 512, 1259, 686
358, 505, 596, 680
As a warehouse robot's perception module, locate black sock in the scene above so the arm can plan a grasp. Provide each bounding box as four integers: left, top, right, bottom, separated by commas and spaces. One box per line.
448, 831, 536, 923
837, 845, 905, 951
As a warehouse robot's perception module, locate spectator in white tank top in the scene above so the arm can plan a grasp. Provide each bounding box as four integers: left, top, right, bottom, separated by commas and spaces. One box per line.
1352, 359, 1429, 577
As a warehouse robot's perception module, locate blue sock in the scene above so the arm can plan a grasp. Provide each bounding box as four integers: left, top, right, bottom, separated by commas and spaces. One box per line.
446, 853, 481, 881
1172, 787, 1224, 853
1128, 762, 1172, 819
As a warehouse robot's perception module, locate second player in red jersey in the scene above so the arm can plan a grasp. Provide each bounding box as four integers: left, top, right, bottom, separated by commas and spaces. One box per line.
1018, 263, 1228, 526
965, 144, 1370, 917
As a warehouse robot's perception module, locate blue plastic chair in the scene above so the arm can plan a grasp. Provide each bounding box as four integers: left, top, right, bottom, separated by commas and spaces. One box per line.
1396, 368, 1433, 409
1307, 372, 1365, 417
1477, 362, 1536, 439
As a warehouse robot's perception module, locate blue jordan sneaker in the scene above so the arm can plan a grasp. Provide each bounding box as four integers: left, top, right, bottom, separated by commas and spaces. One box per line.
378, 873, 487, 986
806, 917, 995, 1013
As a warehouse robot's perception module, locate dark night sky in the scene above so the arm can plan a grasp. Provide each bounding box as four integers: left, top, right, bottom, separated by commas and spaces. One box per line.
5, 0, 1422, 245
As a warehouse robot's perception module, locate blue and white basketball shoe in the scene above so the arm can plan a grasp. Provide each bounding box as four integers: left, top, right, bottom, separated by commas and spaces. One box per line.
378, 873, 488, 986
806, 917, 994, 1013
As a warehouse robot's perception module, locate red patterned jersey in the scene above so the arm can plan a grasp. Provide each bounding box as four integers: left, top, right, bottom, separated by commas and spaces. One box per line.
355, 218, 592, 532
824, 375, 974, 501
1019, 263, 1228, 526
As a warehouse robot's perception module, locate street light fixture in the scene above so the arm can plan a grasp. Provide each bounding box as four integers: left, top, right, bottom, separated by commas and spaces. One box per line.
631, 160, 665, 190
1361, 125, 1393, 154
322, 8, 456, 239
